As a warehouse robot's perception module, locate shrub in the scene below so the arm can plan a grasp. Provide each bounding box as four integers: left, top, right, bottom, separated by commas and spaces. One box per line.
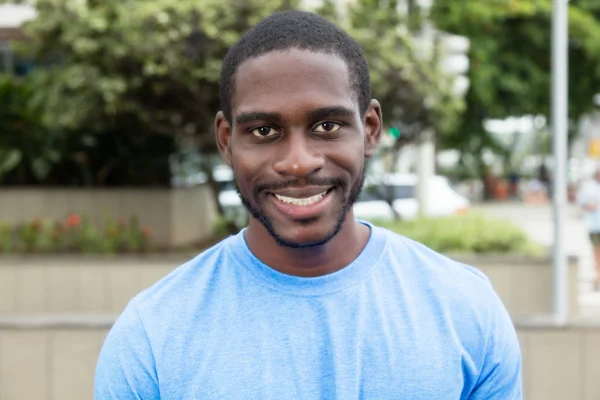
0, 73, 175, 187
375, 213, 543, 255
0, 214, 152, 254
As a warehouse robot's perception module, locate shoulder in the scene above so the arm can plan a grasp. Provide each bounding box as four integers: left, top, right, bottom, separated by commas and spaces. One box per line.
128, 235, 235, 318
372, 225, 510, 339
372, 226, 521, 394
374, 225, 492, 291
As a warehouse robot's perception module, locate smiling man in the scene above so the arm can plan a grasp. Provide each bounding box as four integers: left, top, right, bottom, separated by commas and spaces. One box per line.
95, 10, 522, 399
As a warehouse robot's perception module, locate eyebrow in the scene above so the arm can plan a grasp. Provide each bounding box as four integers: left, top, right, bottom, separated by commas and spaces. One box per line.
307, 106, 355, 121
308, 106, 354, 120
235, 112, 282, 126
234, 106, 356, 126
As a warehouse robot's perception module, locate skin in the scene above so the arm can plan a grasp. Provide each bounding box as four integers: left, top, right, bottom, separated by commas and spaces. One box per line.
215, 49, 382, 277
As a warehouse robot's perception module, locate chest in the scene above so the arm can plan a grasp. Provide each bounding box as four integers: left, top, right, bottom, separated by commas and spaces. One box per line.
154, 298, 470, 399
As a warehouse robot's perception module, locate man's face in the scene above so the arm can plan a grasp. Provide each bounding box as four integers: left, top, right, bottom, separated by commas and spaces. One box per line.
216, 49, 381, 248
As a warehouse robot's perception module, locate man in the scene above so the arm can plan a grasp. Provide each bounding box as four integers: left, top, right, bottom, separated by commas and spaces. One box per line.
577, 169, 600, 291
95, 10, 522, 399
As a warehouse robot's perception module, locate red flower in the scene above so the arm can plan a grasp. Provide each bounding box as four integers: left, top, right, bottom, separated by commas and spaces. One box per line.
65, 214, 81, 228
142, 226, 152, 237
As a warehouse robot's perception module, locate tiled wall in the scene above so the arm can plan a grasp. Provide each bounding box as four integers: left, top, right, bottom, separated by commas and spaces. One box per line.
0, 256, 579, 317
0, 322, 599, 400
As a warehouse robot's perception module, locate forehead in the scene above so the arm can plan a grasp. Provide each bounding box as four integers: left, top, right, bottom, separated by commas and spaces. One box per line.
232, 49, 356, 118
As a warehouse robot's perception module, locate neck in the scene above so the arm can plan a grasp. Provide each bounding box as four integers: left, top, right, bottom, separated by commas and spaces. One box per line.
244, 215, 370, 277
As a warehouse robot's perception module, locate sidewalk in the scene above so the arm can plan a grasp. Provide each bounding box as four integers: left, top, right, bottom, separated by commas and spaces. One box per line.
472, 202, 600, 317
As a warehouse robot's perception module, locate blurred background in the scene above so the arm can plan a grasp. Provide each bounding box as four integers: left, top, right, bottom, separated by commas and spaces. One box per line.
1, 0, 600, 399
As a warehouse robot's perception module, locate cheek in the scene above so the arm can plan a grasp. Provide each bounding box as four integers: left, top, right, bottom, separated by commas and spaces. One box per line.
329, 143, 364, 175
231, 149, 269, 192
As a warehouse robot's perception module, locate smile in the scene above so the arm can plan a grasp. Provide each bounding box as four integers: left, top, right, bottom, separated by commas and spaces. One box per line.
269, 187, 335, 220
274, 191, 327, 206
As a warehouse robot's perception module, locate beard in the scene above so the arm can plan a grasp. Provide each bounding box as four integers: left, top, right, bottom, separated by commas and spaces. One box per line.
233, 160, 368, 249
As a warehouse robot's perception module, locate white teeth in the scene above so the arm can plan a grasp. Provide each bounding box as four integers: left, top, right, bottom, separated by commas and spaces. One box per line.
274, 191, 327, 206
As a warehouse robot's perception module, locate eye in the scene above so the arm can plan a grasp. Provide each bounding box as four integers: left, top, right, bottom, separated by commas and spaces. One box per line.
313, 122, 342, 133
250, 126, 279, 137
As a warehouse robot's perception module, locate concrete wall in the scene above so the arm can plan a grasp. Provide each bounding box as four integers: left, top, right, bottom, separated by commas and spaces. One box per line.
0, 256, 188, 315
454, 254, 580, 318
0, 254, 578, 317
516, 318, 600, 400
0, 319, 109, 400
0, 186, 218, 247
0, 317, 599, 400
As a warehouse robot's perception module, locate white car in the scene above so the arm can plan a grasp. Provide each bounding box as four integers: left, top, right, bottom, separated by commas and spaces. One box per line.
353, 174, 470, 221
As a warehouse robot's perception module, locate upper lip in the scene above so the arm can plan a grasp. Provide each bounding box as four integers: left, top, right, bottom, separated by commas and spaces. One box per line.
270, 186, 333, 198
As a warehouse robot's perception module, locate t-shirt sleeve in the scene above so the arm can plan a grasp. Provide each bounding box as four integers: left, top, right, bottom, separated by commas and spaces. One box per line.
94, 301, 160, 399
467, 290, 523, 400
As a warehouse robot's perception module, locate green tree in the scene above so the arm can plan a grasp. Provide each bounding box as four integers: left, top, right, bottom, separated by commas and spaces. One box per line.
316, 0, 463, 144
432, 0, 600, 183
2, 0, 297, 198
4, 0, 462, 221
12, 0, 297, 151
314, 0, 465, 218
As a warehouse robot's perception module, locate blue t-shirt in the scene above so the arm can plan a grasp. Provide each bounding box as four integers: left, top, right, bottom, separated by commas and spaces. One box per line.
95, 222, 522, 399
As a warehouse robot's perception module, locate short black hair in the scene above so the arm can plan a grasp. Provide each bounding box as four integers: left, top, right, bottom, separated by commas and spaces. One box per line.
219, 10, 371, 124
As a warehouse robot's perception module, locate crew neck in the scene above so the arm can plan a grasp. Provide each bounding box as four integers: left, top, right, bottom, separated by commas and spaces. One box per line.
227, 220, 388, 297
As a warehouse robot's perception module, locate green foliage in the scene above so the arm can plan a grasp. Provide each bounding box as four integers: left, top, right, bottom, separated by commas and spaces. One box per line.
432, 0, 600, 176
11, 0, 299, 153
0, 214, 152, 254
2, 0, 465, 188
0, 74, 70, 183
316, 0, 464, 141
376, 214, 543, 255
0, 73, 175, 186
212, 216, 233, 238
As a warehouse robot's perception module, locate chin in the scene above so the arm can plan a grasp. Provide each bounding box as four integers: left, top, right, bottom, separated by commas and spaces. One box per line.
265, 216, 347, 249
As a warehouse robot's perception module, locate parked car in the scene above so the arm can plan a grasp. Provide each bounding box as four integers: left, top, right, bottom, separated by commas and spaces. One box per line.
353, 173, 470, 221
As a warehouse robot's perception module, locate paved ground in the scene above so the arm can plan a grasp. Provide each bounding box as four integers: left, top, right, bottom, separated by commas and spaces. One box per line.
473, 201, 600, 316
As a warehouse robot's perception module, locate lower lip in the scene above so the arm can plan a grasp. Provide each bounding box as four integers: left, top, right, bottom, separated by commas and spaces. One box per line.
270, 189, 335, 220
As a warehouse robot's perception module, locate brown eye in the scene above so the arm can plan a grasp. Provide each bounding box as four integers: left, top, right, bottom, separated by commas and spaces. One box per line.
251, 126, 278, 137
314, 122, 342, 133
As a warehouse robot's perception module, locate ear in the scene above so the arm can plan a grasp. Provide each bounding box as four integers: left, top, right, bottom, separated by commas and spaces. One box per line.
363, 99, 382, 158
215, 111, 233, 167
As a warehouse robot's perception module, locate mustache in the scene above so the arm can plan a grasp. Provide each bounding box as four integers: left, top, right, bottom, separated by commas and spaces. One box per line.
254, 177, 346, 196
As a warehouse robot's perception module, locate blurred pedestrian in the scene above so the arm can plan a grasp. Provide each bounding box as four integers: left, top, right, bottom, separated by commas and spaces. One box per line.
577, 169, 600, 290
508, 171, 520, 199
538, 163, 552, 198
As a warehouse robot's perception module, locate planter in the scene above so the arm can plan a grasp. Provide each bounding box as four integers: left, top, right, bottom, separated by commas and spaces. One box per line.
0, 253, 580, 318
0, 253, 588, 400
0, 186, 218, 248
0, 255, 190, 315
1, 317, 600, 400
453, 254, 579, 318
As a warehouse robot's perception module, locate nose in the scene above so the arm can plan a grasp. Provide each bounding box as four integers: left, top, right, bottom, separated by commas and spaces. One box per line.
273, 133, 325, 177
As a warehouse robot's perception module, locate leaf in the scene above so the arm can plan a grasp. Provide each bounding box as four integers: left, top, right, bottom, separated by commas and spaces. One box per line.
32, 158, 52, 181
81, 135, 98, 147
43, 148, 62, 163
0, 149, 22, 174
